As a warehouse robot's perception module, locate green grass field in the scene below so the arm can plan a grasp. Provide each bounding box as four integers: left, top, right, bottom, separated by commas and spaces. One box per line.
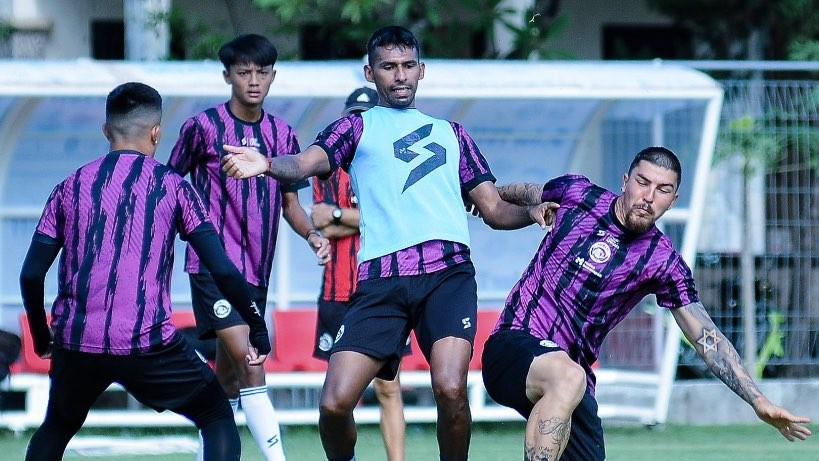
2, 421, 816, 460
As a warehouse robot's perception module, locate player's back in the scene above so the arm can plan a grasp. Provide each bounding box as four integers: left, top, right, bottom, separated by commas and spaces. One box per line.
38, 150, 209, 355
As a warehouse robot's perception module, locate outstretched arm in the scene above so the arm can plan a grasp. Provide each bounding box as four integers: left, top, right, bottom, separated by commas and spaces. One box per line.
497, 182, 545, 206
468, 181, 558, 230
672, 302, 811, 441
221, 144, 332, 182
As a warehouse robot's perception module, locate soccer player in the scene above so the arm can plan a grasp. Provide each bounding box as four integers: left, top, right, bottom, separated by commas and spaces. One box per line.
19, 82, 271, 461
168, 34, 329, 461
221, 25, 556, 461
482, 146, 812, 461
311, 86, 408, 461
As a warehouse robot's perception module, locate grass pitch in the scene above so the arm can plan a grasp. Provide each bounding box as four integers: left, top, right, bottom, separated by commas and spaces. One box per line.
1, 421, 815, 460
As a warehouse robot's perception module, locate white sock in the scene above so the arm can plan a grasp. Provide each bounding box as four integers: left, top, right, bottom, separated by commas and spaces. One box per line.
195, 397, 240, 461
241, 385, 286, 461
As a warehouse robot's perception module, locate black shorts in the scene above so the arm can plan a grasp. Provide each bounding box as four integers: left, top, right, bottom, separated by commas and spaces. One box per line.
333, 262, 478, 380
190, 273, 269, 340
482, 329, 605, 461
313, 299, 411, 361
48, 336, 227, 416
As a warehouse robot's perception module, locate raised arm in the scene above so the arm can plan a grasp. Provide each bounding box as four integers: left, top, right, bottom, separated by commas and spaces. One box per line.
468, 181, 558, 230
221, 144, 332, 182
671, 302, 811, 441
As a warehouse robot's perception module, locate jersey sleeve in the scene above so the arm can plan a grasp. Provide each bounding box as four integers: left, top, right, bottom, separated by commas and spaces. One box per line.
541, 174, 587, 203
450, 122, 496, 193
167, 117, 204, 176
654, 254, 700, 308
311, 115, 362, 176
35, 182, 66, 243
176, 180, 211, 240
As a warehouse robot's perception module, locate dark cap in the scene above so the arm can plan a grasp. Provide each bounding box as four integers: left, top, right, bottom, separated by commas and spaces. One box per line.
343, 87, 379, 114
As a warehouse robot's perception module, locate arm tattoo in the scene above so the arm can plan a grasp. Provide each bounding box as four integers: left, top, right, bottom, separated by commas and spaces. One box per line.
269, 156, 305, 183
684, 303, 764, 405
497, 182, 543, 206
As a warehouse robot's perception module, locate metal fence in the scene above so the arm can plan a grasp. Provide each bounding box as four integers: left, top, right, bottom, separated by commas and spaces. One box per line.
600, 65, 819, 379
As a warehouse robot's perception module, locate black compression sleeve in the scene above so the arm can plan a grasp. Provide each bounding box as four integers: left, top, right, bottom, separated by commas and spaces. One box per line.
19, 234, 61, 356
187, 224, 271, 354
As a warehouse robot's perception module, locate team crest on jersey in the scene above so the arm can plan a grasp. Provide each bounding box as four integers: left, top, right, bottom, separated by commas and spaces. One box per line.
241, 137, 261, 149
335, 325, 345, 343
319, 332, 334, 352
589, 241, 612, 264
213, 299, 232, 319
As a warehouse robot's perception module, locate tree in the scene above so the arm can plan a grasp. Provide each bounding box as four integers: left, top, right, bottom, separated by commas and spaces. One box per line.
646, 0, 819, 60
251, 0, 573, 59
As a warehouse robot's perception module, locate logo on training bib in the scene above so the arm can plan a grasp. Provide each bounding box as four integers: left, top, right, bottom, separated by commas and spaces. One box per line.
393, 124, 446, 192
213, 299, 232, 319
319, 333, 334, 352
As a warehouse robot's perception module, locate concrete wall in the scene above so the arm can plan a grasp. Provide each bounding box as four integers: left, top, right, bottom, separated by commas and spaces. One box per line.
667, 379, 819, 425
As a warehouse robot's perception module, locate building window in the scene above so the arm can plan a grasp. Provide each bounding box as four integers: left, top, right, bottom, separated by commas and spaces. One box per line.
91, 20, 125, 60
602, 24, 692, 60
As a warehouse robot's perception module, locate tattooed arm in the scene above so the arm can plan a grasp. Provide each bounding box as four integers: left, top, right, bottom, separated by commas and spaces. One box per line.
496, 182, 544, 206
671, 302, 812, 441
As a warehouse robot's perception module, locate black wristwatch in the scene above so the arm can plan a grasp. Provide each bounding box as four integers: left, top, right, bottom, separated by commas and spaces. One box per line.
332, 207, 343, 225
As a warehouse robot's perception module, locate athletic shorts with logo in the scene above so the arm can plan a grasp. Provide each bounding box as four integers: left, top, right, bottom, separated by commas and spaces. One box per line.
332, 262, 478, 380
482, 329, 606, 461
314, 299, 411, 361
190, 273, 269, 340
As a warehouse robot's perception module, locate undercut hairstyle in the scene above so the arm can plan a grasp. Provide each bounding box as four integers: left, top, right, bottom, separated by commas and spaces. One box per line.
629, 146, 682, 186
366, 25, 420, 66
105, 82, 162, 140
218, 33, 278, 69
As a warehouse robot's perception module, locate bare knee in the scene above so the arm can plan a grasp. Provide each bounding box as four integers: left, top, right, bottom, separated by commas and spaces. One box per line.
432, 373, 468, 405
527, 355, 587, 409
319, 388, 358, 419
373, 378, 401, 403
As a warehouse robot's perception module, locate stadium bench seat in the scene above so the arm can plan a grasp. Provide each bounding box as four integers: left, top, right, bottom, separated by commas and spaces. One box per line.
265, 309, 327, 372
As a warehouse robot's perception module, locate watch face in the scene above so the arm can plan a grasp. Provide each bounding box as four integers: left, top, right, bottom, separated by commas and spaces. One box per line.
332, 208, 342, 219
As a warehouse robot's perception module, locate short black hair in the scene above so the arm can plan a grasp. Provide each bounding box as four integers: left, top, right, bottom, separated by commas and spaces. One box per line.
629, 146, 682, 186
105, 82, 162, 138
218, 33, 278, 69
366, 26, 420, 66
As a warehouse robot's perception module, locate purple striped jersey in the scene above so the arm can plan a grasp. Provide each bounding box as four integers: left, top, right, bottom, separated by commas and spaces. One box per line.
494, 174, 699, 394
35, 151, 211, 354
168, 103, 303, 287
312, 113, 495, 280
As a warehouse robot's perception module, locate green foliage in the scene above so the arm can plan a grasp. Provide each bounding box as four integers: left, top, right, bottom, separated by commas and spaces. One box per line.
646, 0, 819, 60
251, 0, 573, 59
166, 7, 231, 60
0, 20, 14, 41
715, 115, 782, 174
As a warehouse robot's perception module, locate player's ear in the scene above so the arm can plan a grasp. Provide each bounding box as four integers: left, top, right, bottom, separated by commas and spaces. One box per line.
364, 65, 374, 83
102, 123, 111, 141
150, 124, 161, 145
222, 68, 231, 85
